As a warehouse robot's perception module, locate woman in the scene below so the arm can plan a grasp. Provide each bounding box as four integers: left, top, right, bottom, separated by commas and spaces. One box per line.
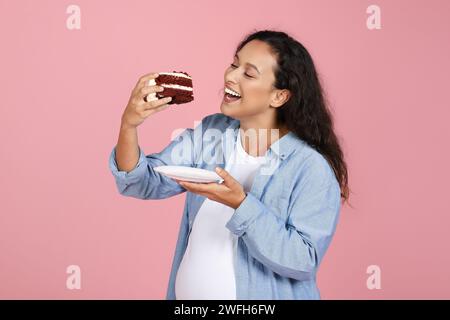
109, 30, 349, 300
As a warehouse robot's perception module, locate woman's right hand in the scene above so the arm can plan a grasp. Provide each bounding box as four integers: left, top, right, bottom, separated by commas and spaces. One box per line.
120, 73, 172, 129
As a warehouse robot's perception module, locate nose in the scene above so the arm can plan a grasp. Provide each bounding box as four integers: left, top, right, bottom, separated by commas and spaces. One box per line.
224, 68, 239, 86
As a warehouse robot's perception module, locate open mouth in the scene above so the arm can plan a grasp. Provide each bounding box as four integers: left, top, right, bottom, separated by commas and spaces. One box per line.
223, 87, 242, 104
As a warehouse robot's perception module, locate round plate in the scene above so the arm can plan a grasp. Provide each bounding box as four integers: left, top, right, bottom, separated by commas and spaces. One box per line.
153, 165, 224, 183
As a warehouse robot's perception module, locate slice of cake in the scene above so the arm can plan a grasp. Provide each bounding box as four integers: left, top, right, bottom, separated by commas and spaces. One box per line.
145, 71, 194, 105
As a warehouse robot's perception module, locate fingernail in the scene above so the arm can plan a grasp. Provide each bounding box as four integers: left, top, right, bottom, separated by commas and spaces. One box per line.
216, 167, 222, 172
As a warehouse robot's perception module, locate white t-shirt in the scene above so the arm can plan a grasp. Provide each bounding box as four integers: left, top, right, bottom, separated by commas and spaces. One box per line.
175, 129, 269, 300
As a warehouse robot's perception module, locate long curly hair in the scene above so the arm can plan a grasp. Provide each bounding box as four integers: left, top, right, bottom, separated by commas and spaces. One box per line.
235, 29, 350, 204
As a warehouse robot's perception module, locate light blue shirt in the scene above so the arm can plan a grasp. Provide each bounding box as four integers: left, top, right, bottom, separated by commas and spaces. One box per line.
108, 112, 342, 300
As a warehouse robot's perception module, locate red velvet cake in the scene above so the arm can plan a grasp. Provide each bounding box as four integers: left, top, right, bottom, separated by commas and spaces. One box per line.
145, 71, 194, 105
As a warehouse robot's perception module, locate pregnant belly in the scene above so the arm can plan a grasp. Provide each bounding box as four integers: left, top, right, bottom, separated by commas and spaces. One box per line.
175, 240, 237, 300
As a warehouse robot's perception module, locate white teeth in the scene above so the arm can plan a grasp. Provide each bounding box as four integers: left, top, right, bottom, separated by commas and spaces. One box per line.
225, 87, 241, 98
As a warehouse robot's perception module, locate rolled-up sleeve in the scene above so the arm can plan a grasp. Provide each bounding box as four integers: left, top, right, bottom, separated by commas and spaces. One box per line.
225, 161, 342, 281
109, 145, 148, 186
108, 115, 210, 200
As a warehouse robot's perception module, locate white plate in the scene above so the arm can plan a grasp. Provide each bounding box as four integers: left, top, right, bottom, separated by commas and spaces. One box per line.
153, 165, 224, 183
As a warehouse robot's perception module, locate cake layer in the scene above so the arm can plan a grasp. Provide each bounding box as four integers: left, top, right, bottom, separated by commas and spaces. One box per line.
156, 74, 193, 88
155, 88, 194, 104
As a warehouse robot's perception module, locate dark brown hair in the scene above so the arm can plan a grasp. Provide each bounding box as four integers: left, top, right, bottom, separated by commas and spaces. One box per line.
235, 29, 350, 204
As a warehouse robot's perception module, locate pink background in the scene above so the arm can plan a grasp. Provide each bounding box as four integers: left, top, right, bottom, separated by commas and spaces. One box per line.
1, 0, 449, 299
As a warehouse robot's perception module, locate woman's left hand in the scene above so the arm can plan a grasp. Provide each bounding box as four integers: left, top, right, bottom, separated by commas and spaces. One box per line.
173, 167, 246, 210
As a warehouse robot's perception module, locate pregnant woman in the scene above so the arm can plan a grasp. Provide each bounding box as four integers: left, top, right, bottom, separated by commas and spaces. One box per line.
109, 30, 350, 300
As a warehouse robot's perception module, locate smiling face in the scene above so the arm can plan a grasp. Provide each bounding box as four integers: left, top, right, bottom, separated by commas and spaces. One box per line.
220, 39, 291, 122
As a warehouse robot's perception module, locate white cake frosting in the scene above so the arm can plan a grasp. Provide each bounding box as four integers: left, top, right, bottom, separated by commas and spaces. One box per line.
160, 84, 193, 91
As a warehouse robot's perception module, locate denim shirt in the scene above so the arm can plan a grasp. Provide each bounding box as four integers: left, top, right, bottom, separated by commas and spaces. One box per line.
108, 112, 342, 300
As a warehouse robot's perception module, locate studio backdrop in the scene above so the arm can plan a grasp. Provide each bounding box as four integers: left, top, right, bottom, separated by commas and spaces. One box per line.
0, 0, 449, 299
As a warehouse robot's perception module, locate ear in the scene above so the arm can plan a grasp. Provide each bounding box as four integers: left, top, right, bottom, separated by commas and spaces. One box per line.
270, 89, 291, 108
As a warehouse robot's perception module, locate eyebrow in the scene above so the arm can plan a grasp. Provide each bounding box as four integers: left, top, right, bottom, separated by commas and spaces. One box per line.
234, 53, 261, 74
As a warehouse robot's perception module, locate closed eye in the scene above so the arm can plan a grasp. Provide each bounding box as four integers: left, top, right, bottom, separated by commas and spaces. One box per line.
230, 64, 253, 78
